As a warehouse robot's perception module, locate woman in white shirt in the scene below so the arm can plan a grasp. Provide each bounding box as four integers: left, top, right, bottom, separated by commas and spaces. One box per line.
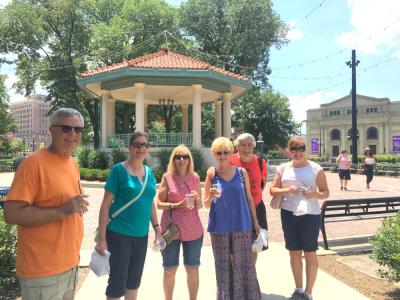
270, 136, 329, 300
362, 147, 376, 190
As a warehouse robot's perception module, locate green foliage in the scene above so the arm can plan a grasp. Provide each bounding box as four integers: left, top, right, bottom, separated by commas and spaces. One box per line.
111, 148, 127, 165
196, 168, 207, 182
0, 75, 16, 135
306, 155, 325, 162
190, 147, 205, 170
148, 120, 166, 134
157, 148, 173, 172
233, 88, 299, 150
370, 213, 400, 281
80, 168, 110, 181
267, 150, 283, 159
152, 168, 164, 183
88, 150, 110, 169
76, 147, 91, 168
0, 211, 17, 290
374, 154, 400, 164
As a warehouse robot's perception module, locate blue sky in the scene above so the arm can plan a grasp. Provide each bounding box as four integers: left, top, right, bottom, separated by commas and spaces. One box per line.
2, 0, 400, 132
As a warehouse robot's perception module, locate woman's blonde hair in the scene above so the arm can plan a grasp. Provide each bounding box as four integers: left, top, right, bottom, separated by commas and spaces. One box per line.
288, 135, 306, 149
211, 137, 234, 153
167, 145, 195, 174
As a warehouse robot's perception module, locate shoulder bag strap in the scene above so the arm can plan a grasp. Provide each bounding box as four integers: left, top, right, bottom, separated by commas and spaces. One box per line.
109, 165, 149, 221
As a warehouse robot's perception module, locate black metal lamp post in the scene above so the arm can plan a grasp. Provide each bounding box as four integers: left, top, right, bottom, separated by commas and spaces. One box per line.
256, 133, 264, 157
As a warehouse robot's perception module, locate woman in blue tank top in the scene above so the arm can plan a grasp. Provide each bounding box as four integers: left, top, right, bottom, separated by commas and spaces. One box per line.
204, 137, 261, 300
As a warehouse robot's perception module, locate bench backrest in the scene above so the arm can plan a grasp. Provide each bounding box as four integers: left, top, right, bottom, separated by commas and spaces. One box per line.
321, 197, 400, 218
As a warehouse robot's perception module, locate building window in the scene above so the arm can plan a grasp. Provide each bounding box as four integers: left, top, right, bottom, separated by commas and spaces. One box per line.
347, 109, 358, 115
330, 129, 341, 141
367, 127, 378, 139
347, 128, 359, 140
366, 107, 378, 113
329, 110, 340, 116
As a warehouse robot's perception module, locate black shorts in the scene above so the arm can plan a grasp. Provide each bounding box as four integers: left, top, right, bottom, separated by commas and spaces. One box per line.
281, 209, 320, 252
338, 169, 351, 180
255, 201, 268, 251
106, 229, 148, 297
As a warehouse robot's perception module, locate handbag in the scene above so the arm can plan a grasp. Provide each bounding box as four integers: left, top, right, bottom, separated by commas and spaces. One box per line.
94, 165, 149, 242
162, 207, 180, 245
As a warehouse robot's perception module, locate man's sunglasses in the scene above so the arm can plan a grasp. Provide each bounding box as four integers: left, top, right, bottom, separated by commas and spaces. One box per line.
289, 145, 306, 153
53, 125, 84, 133
216, 151, 230, 156
174, 154, 190, 160
131, 142, 150, 149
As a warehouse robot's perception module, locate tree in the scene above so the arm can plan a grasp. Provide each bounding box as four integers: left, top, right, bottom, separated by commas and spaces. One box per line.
0, 74, 16, 135
232, 88, 299, 150
180, 0, 287, 88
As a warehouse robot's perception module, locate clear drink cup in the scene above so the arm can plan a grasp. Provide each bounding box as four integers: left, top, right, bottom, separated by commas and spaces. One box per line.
152, 237, 166, 252
211, 183, 222, 201
186, 193, 195, 209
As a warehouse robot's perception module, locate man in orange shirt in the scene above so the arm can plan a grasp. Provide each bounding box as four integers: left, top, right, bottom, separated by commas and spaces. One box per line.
4, 108, 89, 300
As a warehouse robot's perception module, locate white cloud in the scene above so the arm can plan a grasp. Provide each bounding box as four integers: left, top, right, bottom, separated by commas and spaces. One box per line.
288, 92, 322, 123
286, 20, 304, 41
0, 0, 11, 8
337, 0, 400, 53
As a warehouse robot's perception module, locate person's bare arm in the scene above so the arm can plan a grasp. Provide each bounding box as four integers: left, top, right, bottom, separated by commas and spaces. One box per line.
303, 170, 329, 200
203, 173, 214, 209
4, 194, 89, 226
150, 202, 162, 237
95, 190, 113, 255
156, 176, 185, 210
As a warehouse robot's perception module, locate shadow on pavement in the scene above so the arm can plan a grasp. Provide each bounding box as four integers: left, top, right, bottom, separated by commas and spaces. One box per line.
261, 293, 287, 299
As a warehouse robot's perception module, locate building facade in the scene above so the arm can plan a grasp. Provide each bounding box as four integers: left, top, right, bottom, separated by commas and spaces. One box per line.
306, 94, 400, 157
9, 94, 52, 149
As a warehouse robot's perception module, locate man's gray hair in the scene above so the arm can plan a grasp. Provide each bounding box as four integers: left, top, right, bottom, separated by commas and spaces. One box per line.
236, 133, 256, 147
49, 108, 84, 127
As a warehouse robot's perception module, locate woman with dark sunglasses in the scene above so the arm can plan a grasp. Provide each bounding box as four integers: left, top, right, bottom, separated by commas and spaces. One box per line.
95, 132, 161, 300
157, 145, 203, 300
270, 136, 329, 300
204, 137, 261, 300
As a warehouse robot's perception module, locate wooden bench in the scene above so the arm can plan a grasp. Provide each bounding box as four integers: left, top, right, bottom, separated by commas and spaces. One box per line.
320, 197, 400, 249
376, 166, 399, 177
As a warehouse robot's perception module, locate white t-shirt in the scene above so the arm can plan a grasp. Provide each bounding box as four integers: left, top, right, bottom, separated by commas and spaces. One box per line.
365, 157, 376, 165
277, 160, 323, 215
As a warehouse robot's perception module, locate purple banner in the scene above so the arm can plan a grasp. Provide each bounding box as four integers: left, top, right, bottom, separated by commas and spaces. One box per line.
393, 136, 400, 154
311, 138, 319, 154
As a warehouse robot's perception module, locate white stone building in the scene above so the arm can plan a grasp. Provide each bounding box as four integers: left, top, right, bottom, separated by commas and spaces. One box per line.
306, 94, 400, 157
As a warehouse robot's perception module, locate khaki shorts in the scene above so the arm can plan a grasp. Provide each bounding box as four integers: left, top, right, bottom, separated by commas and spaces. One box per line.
19, 267, 78, 300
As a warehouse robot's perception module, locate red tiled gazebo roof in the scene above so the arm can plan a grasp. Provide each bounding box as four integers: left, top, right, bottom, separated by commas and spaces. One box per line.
80, 48, 249, 82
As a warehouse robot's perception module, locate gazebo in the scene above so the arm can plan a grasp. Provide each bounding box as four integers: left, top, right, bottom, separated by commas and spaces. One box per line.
78, 48, 252, 149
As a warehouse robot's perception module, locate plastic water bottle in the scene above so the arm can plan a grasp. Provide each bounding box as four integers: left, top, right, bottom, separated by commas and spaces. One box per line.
152, 237, 167, 252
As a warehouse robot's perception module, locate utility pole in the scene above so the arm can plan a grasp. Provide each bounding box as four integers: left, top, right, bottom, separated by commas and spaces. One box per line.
346, 50, 360, 164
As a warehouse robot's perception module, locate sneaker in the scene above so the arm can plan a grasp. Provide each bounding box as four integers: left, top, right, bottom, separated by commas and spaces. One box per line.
340, 187, 343, 191
367, 183, 370, 189
344, 187, 347, 191
289, 290, 306, 300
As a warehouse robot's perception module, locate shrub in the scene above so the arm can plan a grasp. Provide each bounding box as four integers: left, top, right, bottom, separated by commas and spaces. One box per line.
76, 147, 91, 168
267, 150, 282, 159
190, 147, 205, 170
153, 169, 164, 183
197, 168, 207, 182
111, 148, 127, 165
370, 212, 400, 281
80, 168, 110, 181
0, 211, 17, 290
158, 148, 172, 172
88, 150, 110, 170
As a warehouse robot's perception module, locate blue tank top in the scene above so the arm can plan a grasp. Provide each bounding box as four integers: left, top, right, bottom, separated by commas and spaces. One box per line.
207, 167, 252, 234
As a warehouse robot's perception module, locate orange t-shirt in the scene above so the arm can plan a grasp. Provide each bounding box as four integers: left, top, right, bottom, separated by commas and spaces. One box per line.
7, 149, 83, 279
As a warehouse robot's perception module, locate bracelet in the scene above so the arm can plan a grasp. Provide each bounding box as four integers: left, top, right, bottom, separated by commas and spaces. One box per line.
153, 224, 160, 228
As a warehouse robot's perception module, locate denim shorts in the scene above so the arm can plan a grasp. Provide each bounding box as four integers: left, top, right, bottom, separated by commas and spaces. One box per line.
162, 235, 203, 269
281, 209, 321, 252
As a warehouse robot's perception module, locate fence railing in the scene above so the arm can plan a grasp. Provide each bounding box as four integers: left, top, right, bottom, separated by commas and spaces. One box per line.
108, 133, 193, 148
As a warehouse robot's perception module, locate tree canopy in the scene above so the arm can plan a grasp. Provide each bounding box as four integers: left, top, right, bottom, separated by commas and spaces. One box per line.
0, 0, 297, 148
0, 74, 16, 135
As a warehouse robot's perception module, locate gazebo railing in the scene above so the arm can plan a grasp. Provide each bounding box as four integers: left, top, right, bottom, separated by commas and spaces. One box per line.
108, 133, 193, 148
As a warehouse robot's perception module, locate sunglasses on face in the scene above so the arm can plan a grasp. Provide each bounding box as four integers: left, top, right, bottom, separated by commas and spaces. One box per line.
52, 125, 84, 133
131, 142, 150, 149
216, 151, 230, 156
174, 154, 190, 160
289, 145, 306, 153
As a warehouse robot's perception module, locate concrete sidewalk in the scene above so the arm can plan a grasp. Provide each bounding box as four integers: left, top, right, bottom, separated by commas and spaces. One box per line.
76, 242, 368, 300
